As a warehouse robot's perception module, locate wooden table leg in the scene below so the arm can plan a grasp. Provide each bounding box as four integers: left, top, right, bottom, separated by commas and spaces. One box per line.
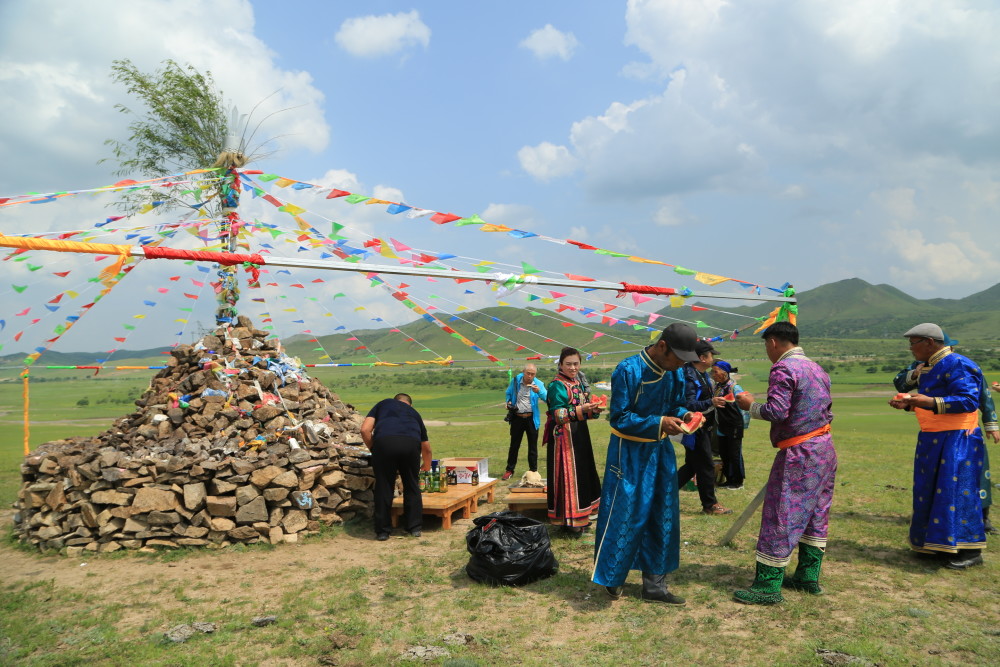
442, 509, 452, 530
462, 499, 472, 519
487, 487, 495, 503
390, 508, 400, 527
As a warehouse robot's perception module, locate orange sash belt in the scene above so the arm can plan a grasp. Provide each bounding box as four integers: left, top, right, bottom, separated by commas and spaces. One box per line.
775, 423, 831, 450
915, 409, 978, 433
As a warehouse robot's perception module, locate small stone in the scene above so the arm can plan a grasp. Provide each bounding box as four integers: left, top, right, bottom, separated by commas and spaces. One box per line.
263, 487, 290, 502
235, 496, 268, 524
250, 465, 284, 488
210, 517, 236, 532
281, 509, 308, 534
183, 482, 207, 511
205, 495, 237, 517
235, 484, 260, 506
271, 470, 298, 488
251, 615, 278, 627
165, 624, 195, 643
132, 487, 179, 512
228, 526, 259, 541
91, 490, 131, 506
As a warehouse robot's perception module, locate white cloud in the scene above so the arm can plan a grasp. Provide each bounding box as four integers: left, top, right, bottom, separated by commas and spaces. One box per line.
519, 25, 579, 61
653, 199, 689, 227
873, 187, 918, 221
481, 203, 540, 230
0, 0, 328, 196
517, 1, 1000, 295
779, 185, 808, 199
517, 142, 579, 181
334, 10, 430, 59
886, 223, 998, 288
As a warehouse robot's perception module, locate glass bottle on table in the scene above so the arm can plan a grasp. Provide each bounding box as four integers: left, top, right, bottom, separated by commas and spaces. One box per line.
471, 468, 479, 486
440, 468, 448, 492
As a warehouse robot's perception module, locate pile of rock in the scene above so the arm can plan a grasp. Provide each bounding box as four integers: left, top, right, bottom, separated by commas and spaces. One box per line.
12, 316, 374, 555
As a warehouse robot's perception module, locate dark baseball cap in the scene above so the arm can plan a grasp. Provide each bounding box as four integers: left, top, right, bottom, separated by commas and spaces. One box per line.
695, 339, 719, 356
659, 323, 699, 362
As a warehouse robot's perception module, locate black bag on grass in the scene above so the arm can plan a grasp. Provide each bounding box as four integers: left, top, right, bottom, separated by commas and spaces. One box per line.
465, 510, 558, 586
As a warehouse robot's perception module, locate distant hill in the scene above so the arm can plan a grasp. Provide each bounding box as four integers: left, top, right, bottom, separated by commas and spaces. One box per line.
687, 278, 1000, 341
3, 278, 997, 370
0, 347, 172, 369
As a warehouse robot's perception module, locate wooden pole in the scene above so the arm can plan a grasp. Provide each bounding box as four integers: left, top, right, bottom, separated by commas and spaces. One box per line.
22, 372, 30, 455
718, 482, 767, 547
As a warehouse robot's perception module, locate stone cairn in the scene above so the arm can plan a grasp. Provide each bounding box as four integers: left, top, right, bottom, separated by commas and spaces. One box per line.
12, 315, 374, 556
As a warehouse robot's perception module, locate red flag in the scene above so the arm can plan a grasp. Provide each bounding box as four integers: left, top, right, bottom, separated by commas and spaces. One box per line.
430, 212, 461, 224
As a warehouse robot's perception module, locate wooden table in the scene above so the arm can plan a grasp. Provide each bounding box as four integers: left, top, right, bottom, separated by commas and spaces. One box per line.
391, 479, 498, 530
505, 491, 547, 512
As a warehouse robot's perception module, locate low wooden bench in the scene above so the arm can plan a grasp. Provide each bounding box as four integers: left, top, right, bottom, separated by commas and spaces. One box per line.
391, 478, 498, 530
505, 490, 547, 512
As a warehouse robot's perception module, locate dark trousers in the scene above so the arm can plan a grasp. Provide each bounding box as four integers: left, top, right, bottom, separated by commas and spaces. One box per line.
505, 415, 538, 472
371, 435, 422, 534
718, 433, 745, 485
677, 430, 718, 509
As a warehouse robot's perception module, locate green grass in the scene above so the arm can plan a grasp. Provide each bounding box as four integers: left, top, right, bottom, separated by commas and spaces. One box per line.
2, 361, 1000, 665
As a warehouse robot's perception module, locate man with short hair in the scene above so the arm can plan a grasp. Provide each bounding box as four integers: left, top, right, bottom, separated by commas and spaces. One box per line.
889, 323, 987, 569
734, 322, 837, 604
362, 393, 432, 541
678, 339, 731, 515
502, 364, 547, 481
592, 322, 701, 604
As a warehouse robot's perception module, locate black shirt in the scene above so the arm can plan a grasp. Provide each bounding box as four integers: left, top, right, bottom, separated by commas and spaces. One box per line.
367, 399, 428, 442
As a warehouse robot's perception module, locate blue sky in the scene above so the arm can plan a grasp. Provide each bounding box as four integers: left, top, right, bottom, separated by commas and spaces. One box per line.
1, 1, 998, 355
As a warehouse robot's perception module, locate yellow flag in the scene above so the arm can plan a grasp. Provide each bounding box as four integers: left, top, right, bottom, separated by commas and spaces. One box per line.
694, 272, 729, 286
670, 296, 687, 308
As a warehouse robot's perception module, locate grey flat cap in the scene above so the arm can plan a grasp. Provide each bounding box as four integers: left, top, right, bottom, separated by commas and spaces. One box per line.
903, 323, 944, 340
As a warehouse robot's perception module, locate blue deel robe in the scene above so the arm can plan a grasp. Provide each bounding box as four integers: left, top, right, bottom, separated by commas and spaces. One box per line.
909, 350, 987, 553
592, 348, 688, 586
896, 360, 997, 508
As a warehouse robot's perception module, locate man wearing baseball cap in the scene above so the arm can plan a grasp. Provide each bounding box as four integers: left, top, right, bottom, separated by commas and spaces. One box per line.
889, 323, 988, 569
678, 338, 732, 515
592, 322, 701, 604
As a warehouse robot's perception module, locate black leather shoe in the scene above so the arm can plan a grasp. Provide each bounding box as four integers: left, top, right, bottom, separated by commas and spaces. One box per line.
409, 529, 422, 538
641, 590, 686, 605
984, 520, 998, 535
944, 553, 983, 570
376, 532, 390, 541
605, 586, 624, 600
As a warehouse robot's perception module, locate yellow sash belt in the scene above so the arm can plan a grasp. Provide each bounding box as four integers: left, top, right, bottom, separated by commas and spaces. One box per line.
610, 427, 659, 443
775, 423, 831, 450
915, 409, 978, 433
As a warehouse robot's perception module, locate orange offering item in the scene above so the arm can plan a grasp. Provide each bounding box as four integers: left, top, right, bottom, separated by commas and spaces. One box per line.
894, 393, 909, 401
679, 412, 705, 434
592, 394, 609, 409
722, 392, 736, 403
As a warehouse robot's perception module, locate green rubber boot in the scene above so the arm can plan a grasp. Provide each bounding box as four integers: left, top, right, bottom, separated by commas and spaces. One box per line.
784, 543, 825, 595
733, 562, 785, 605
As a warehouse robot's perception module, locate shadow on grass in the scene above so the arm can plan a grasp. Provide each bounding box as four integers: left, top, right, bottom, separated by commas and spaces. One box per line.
831, 510, 910, 525
830, 537, 953, 573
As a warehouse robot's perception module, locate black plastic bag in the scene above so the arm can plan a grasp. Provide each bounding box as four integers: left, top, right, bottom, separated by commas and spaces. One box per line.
465, 511, 558, 586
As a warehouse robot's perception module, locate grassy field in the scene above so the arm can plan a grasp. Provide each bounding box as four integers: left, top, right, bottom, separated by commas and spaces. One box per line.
2, 361, 999, 665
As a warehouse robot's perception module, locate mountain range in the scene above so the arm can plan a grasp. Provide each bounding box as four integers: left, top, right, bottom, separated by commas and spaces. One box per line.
2, 278, 996, 368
